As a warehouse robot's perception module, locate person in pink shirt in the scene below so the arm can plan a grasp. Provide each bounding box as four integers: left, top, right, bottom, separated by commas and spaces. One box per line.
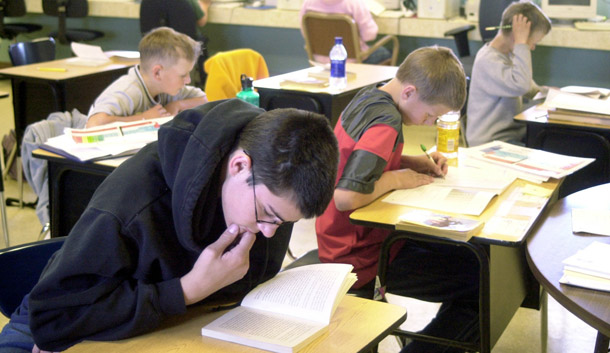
299, 0, 392, 64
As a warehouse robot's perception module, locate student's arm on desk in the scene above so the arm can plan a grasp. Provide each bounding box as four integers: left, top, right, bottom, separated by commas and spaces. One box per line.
163, 96, 209, 116
86, 105, 171, 128
334, 168, 434, 211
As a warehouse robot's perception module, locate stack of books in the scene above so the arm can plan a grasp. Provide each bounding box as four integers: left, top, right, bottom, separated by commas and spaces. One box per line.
560, 241, 610, 292
544, 86, 610, 125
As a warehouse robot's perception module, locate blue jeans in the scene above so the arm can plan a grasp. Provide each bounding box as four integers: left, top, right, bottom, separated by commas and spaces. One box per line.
362, 46, 392, 65
0, 295, 35, 353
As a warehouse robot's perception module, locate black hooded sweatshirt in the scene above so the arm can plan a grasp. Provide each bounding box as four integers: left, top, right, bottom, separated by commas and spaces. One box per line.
28, 99, 291, 351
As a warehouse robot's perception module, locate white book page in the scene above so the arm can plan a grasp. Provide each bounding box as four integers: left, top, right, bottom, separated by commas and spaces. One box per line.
241, 263, 355, 324
383, 185, 496, 216
201, 306, 326, 352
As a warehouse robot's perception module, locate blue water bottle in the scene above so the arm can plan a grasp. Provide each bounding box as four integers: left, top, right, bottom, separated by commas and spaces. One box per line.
329, 36, 347, 90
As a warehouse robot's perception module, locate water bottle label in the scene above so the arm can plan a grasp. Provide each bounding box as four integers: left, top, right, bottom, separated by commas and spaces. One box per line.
330, 60, 346, 78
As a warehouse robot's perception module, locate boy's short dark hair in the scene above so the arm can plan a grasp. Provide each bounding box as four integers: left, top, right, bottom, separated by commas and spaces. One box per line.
238, 109, 339, 218
501, 1, 552, 37
395, 46, 466, 111
139, 27, 202, 71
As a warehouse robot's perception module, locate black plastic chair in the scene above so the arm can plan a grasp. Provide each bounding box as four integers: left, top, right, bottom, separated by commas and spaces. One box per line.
530, 128, 610, 198
6, 37, 56, 211
444, 0, 512, 77
0, 0, 42, 39
139, 0, 209, 87
0, 237, 65, 317
42, 0, 104, 45
8, 37, 56, 66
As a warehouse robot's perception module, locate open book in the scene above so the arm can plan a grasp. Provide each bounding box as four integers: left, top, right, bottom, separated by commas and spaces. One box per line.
201, 263, 357, 353
397, 210, 483, 241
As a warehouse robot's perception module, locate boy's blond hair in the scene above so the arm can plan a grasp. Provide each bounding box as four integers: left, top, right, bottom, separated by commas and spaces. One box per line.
139, 27, 201, 71
395, 46, 466, 111
500, 1, 552, 37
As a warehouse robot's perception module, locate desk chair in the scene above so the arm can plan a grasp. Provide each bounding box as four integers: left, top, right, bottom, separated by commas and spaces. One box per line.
0, 0, 42, 40
139, 0, 210, 87
530, 128, 610, 198
204, 49, 269, 102
41, 0, 104, 45
0, 237, 65, 318
301, 12, 399, 66
6, 38, 56, 210
443, 0, 512, 77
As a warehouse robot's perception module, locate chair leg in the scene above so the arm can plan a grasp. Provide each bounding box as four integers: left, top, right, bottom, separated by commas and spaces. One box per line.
0, 190, 9, 247
17, 157, 23, 209
2, 143, 16, 180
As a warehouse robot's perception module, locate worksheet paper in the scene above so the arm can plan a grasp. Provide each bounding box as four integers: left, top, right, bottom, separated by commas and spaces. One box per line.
572, 208, 610, 236
383, 185, 496, 216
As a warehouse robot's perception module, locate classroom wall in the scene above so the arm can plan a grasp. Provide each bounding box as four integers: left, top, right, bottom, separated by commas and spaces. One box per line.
1, 13, 609, 89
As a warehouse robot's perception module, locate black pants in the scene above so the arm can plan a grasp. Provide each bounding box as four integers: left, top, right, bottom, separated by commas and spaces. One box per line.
358, 237, 480, 353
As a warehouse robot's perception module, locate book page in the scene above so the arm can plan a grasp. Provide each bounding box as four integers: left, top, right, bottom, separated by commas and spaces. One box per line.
241, 263, 355, 324
433, 164, 516, 194
201, 306, 327, 353
383, 185, 496, 216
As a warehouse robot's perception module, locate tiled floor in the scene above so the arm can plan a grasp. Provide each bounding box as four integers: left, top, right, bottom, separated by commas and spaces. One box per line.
0, 78, 600, 352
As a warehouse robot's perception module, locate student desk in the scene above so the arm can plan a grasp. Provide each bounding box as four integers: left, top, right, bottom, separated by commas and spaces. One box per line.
514, 105, 610, 197
31, 149, 125, 238
0, 57, 138, 144
254, 63, 397, 125
526, 183, 610, 353
63, 295, 406, 352
350, 177, 561, 353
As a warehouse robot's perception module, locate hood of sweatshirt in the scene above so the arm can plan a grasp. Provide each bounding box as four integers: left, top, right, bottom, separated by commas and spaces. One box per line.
157, 99, 264, 252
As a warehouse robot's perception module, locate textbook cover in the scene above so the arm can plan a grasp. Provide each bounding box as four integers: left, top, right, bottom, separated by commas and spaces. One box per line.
397, 210, 484, 240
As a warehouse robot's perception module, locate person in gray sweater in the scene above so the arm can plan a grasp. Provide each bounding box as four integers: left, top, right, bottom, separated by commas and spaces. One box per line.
466, 0, 552, 147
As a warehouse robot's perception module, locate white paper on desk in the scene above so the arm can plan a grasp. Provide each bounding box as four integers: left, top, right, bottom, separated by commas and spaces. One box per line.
544, 88, 610, 116
68, 42, 110, 67
463, 141, 594, 180
572, 208, 610, 236
433, 165, 516, 194
382, 185, 496, 216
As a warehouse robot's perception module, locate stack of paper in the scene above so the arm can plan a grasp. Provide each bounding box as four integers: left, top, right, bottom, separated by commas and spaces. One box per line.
463, 141, 594, 182
397, 210, 483, 240
544, 87, 610, 125
560, 241, 610, 292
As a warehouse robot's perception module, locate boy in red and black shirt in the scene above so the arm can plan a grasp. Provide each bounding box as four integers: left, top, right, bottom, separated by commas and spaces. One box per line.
316, 46, 479, 353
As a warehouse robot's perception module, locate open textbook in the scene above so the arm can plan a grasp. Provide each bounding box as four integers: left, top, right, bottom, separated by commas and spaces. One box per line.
41, 117, 173, 162
201, 263, 357, 353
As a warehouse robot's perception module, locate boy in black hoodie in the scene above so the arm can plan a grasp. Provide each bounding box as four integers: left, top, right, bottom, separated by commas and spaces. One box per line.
0, 99, 339, 353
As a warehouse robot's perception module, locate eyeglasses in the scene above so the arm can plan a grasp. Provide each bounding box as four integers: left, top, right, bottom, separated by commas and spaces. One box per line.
245, 151, 291, 227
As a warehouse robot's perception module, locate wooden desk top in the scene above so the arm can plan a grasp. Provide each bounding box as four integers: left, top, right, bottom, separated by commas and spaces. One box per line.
63, 296, 406, 353
0, 56, 138, 81
253, 63, 397, 94
515, 104, 610, 131
526, 183, 610, 338
350, 176, 560, 245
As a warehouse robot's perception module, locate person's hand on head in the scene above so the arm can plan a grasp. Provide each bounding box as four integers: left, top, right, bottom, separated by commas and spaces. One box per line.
512, 14, 531, 45
180, 224, 256, 305
141, 104, 170, 120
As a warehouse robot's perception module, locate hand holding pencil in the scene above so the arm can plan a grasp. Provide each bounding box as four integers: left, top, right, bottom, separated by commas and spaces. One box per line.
420, 144, 447, 178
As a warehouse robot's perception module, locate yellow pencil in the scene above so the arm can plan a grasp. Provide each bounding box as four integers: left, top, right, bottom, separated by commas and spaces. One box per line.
36, 67, 67, 72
